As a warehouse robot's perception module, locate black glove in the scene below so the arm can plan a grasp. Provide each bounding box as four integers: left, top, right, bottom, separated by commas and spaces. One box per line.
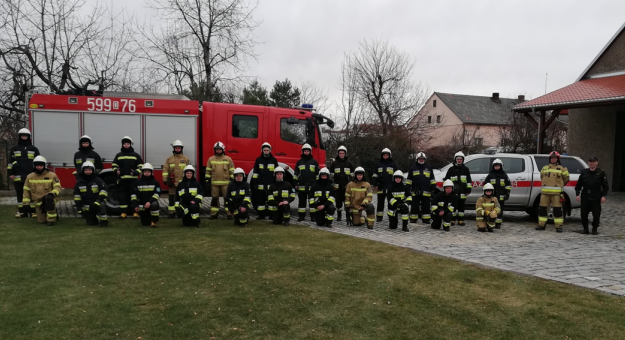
504, 193, 510, 201
46, 193, 55, 200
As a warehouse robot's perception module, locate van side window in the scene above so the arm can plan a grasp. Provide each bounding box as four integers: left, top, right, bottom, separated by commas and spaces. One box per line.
280, 118, 307, 145
497, 157, 525, 173
232, 115, 258, 139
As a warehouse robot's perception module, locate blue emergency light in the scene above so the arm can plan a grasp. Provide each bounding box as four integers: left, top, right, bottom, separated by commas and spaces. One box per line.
302, 103, 313, 109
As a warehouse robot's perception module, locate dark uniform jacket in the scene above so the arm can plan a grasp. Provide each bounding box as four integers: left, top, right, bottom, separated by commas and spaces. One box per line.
575, 168, 609, 201
309, 177, 336, 207
406, 162, 436, 195
444, 165, 472, 197
387, 181, 412, 209
484, 166, 511, 200
251, 153, 279, 191
267, 181, 296, 207
432, 192, 458, 216
131, 175, 161, 207
74, 174, 107, 211
294, 154, 319, 188
227, 180, 252, 210
329, 156, 355, 189
113, 147, 143, 181
175, 175, 204, 206
8, 138, 40, 183
74, 146, 103, 174
371, 157, 398, 191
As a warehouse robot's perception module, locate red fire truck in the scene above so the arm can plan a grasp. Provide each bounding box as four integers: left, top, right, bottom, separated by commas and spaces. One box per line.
26, 92, 334, 206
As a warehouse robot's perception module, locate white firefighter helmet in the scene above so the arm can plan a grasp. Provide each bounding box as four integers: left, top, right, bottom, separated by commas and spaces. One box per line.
121, 136, 133, 145
483, 183, 495, 195
416, 152, 427, 160
338, 145, 347, 153
233, 167, 245, 176
443, 179, 454, 188
183, 165, 195, 173
492, 158, 503, 168
354, 167, 365, 176
261, 142, 272, 150
274, 166, 285, 174
302, 143, 312, 151
454, 151, 465, 164
81, 161, 95, 172
381, 148, 392, 155
142, 163, 154, 172
80, 135, 92, 143
214, 141, 225, 150
393, 170, 404, 178
172, 140, 184, 147
33, 155, 47, 165
18, 128, 31, 136
319, 167, 330, 177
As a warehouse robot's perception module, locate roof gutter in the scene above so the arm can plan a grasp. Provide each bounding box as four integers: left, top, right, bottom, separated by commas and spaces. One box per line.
513, 95, 625, 113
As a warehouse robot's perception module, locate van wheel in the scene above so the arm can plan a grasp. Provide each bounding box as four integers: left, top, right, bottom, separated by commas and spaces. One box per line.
525, 196, 539, 220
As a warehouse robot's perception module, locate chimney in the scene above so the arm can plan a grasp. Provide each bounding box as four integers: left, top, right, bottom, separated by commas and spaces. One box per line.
518, 95, 525, 102
492, 92, 500, 100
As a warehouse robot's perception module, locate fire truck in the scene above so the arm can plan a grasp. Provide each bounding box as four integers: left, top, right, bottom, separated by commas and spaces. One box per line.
26, 92, 334, 210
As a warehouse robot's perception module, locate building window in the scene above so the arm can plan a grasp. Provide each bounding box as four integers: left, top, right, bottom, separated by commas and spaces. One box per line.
474, 137, 483, 146
427, 116, 432, 123
232, 115, 258, 138
433, 100, 437, 107
436, 115, 441, 123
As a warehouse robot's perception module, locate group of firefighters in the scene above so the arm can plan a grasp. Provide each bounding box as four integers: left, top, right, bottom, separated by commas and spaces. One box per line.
7, 128, 608, 233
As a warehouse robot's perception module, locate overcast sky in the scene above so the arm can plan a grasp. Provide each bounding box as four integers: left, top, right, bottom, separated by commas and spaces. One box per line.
116, 0, 625, 103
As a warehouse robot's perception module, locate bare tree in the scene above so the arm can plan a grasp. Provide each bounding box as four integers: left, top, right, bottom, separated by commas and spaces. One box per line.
450, 125, 485, 153
298, 80, 329, 112
498, 108, 568, 154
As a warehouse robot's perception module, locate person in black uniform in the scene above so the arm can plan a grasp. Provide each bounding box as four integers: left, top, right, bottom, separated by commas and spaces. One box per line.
268, 167, 296, 226
406, 152, 436, 224
309, 168, 336, 228
227, 168, 252, 227
251, 142, 279, 220
575, 156, 609, 235
112, 136, 143, 218
131, 163, 161, 228
328, 145, 354, 222
8, 128, 40, 218
431, 180, 458, 232
371, 148, 398, 222
74, 161, 109, 227
73, 135, 103, 177
443, 151, 472, 226
387, 170, 412, 232
484, 158, 511, 229
175, 165, 204, 227
294, 143, 319, 222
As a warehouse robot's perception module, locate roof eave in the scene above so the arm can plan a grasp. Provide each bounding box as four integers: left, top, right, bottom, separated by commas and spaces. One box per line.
513, 96, 625, 113
576, 21, 625, 82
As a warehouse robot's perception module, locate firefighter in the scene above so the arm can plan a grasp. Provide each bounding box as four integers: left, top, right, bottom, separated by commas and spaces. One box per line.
328, 145, 354, 222
205, 141, 235, 219
575, 156, 608, 235
131, 163, 161, 228
345, 167, 375, 229
431, 180, 457, 232
443, 151, 472, 226
484, 158, 511, 229
227, 168, 252, 227
294, 143, 320, 222
406, 152, 436, 224
73, 135, 103, 177
8, 128, 40, 218
475, 183, 501, 232
112, 136, 143, 219
387, 170, 412, 232
309, 167, 337, 228
267, 167, 296, 226
22, 156, 61, 226
251, 142, 278, 220
163, 140, 190, 219
371, 148, 398, 222
536, 151, 570, 232
74, 161, 108, 227
175, 165, 204, 228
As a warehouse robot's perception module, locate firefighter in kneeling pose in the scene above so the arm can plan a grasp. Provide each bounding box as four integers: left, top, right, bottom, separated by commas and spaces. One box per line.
205, 141, 235, 219
475, 183, 500, 232
163, 140, 190, 218
431, 180, 457, 232
387, 170, 412, 232
22, 156, 61, 226
74, 161, 109, 227
131, 163, 161, 228
406, 152, 436, 224
345, 167, 375, 229
175, 165, 204, 227
227, 168, 252, 227
536, 151, 569, 232
267, 167, 296, 226
309, 168, 336, 228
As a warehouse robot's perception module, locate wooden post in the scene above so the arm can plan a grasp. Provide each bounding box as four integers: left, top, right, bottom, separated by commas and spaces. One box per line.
537, 110, 545, 153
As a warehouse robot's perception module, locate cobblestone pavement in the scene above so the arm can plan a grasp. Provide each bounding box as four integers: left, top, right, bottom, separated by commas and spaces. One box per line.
3, 193, 625, 296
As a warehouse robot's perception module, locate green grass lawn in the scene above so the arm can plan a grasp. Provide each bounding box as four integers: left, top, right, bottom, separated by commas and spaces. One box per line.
1, 205, 624, 340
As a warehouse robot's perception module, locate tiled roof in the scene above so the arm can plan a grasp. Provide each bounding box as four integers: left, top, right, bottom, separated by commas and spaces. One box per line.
514, 74, 625, 112
435, 92, 518, 125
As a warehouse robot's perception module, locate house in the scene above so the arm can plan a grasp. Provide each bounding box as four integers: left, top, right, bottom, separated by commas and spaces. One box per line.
412, 92, 523, 148
513, 21, 625, 191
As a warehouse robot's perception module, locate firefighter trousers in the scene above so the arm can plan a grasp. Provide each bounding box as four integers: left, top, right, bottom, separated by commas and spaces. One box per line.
179, 203, 201, 226
581, 198, 601, 229
231, 205, 250, 226
539, 194, 563, 227
272, 204, 291, 225
32, 197, 58, 223
118, 180, 135, 215
210, 185, 231, 217
297, 189, 313, 220
313, 203, 336, 227
14, 181, 33, 215
453, 199, 466, 222
349, 204, 375, 227
409, 193, 431, 223
333, 185, 347, 211
168, 194, 176, 216
251, 188, 269, 218
432, 211, 452, 229
83, 203, 108, 226
497, 199, 505, 227
138, 202, 160, 226
376, 191, 388, 220
476, 211, 498, 230
388, 203, 409, 229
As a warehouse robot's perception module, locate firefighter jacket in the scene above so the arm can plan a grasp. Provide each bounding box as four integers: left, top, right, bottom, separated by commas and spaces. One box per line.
309, 176, 336, 208
8, 138, 40, 182
371, 157, 398, 190
267, 181, 296, 209
175, 175, 204, 207
444, 164, 472, 198
227, 180, 252, 210
294, 153, 319, 188
22, 170, 61, 205
329, 156, 355, 189
431, 191, 458, 216
74, 174, 107, 211
345, 179, 374, 208
206, 154, 235, 186
162, 153, 190, 187
575, 167, 609, 201
73, 146, 103, 174
388, 181, 412, 209
475, 195, 501, 217
406, 162, 436, 196
540, 163, 569, 195
251, 153, 279, 191
484, 167, 511, 200
131, 174, 161, 207
112, 147, 143, 181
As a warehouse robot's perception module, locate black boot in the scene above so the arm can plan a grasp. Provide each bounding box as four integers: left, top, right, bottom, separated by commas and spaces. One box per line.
556, 228, 563, 233
311, 214, 316, 222
592, 226, 599, 235
283, 219, 290, 226
477, 227, 486, 232
337, 210, 342, 222
227, 215, 233, 220
443, 226, 450, 232
168, 213, 176, 219
535, 225, 546, 230
376, 216, 383, 222
208, 214, 218, 220
486, 226, 494, 232
100, 220, 108, 228
410, 219, 418, 224
402, 221, 409, 232
582, 225, 589, 234
297, 213, 305, 222
326, 221, 332, 228
46, 221, 55, 227
495, 223, 501, 229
